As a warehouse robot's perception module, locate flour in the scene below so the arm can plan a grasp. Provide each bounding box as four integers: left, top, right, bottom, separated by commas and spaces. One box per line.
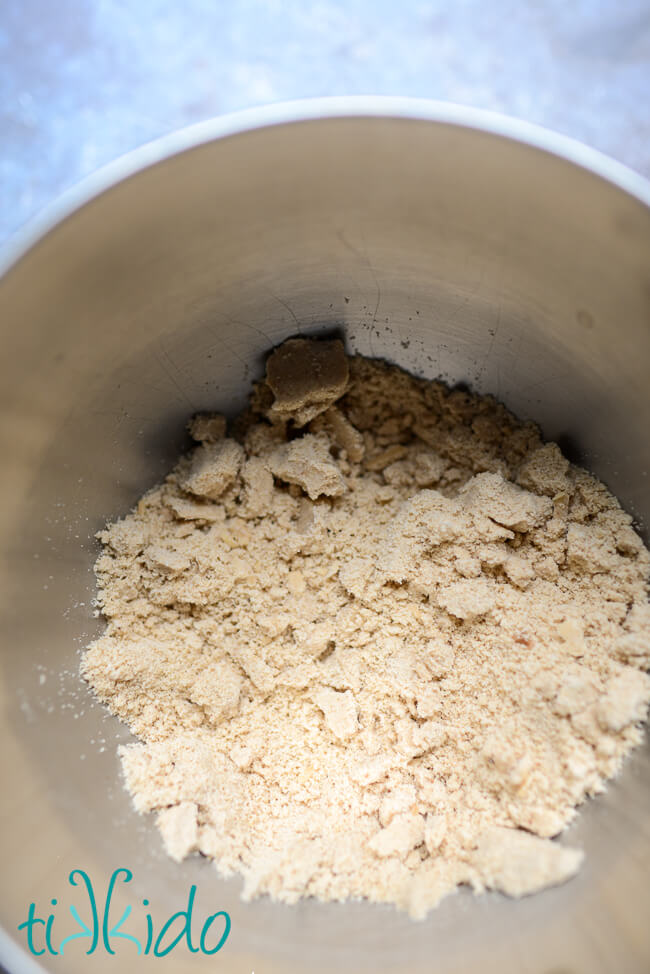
82, 338, 650, 919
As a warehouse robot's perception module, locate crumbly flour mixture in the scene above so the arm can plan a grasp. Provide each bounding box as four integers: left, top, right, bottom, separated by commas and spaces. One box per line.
82, 338, 650, 919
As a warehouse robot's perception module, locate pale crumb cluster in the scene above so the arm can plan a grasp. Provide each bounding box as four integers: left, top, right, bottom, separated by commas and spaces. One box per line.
82, 337, 650, 919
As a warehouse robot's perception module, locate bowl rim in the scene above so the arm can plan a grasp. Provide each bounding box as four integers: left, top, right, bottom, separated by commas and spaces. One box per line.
1, 95, 649, 283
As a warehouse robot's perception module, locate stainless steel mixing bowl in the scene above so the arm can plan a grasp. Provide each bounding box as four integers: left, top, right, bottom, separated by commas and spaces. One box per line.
1, 98, 649, 974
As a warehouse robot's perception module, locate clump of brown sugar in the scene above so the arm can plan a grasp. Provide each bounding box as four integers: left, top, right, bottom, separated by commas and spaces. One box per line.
82, 337, 650, 919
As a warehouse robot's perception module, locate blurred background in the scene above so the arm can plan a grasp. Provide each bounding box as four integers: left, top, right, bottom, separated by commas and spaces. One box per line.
1, 0, 649, 246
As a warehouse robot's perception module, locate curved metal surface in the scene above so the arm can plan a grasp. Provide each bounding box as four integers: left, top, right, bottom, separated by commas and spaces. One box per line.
0, 99, 649, 974
3, 97, 650, 281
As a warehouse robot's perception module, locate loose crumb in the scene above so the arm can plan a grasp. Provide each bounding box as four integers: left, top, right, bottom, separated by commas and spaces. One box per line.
82, 337, 650, 918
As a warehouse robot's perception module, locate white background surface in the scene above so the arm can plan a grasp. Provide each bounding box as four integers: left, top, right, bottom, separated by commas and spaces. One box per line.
1, 0, 649, 245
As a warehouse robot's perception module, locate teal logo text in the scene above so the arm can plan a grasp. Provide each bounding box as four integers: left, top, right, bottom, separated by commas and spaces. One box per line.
18, 868, 230, 958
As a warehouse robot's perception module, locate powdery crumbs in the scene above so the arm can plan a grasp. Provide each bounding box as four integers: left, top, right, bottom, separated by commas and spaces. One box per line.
82, 337, 650, 920
471, 827, 584, 897
313, 686, 358, 740
178, 439, 244, 501
157, 802, 199, 862
268, 433, 347, 500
